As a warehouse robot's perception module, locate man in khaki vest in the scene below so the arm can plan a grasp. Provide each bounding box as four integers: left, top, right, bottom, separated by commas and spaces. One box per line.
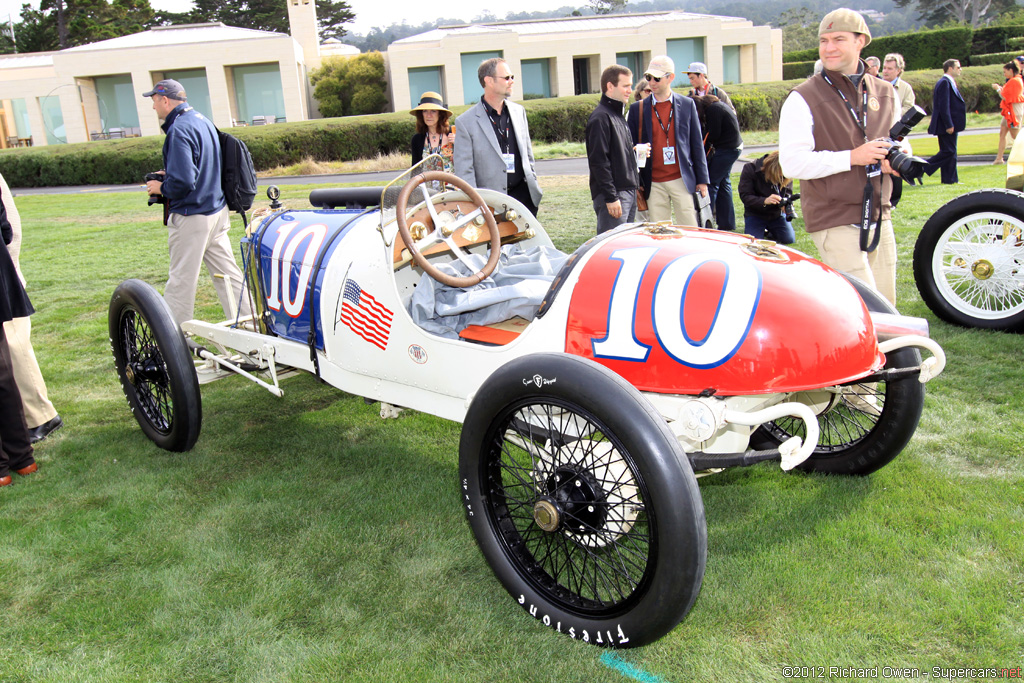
778, 8, 901, 304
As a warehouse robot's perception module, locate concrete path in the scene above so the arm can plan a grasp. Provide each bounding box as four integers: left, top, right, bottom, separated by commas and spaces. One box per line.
9, 127, 1004, 197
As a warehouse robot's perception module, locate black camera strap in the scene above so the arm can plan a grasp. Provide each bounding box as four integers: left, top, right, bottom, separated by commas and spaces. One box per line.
821, 71, 883, 253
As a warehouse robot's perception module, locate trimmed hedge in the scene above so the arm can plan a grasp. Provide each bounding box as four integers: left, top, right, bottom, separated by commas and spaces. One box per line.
784, 61, 817, 80
972, 51, 1020, 67
0, 65, 1007, 188
784, 26, 973, 71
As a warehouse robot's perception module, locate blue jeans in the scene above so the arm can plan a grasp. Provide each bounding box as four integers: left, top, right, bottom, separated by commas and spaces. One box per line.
743, 214, 795, 244
707, 147, 742, 231
594, 189, 637, 234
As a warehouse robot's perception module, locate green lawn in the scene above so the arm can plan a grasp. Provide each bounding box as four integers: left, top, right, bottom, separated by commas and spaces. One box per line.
2, 170, 1021, 682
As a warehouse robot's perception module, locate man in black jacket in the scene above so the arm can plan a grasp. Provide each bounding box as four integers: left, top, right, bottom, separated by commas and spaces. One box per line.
586, 64, 641, 233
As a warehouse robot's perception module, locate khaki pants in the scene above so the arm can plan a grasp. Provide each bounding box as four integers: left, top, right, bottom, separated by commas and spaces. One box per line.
647, 177, 698, 227
165, 207, 251, 326
2, 317, 57, 429
810, 222, 897, 306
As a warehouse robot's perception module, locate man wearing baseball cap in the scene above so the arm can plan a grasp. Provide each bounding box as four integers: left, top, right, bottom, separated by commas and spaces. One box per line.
143, 79, 250, 326
627, 55, 709, 226
685, 62, 733, 112
778, 8, 901, 305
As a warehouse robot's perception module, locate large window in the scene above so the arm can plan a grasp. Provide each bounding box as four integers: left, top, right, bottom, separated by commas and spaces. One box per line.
722, 46, 741, 85
232, 63, 285, 123
460, 50, 502, 104
39, 95, 65, 145
521, 58, 551, 99
94, 74, 140, 131
667, 38, 705, 75
10, 98, 31, 138
616, 52, 644, 81
408, 66, 443, 109
164, 69, 212, 121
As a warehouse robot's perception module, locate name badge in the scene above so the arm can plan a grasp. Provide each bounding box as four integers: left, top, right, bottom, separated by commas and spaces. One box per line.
662, 146, 676, 165
502, 152, 516, 173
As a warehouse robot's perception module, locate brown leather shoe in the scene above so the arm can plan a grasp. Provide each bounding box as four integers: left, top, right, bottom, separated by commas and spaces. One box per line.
15, 463, 38, 476
0, 475, 11, 487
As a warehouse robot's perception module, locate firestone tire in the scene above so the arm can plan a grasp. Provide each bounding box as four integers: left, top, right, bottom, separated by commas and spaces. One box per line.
913, 189, 1024, 332
459, 353, 706, 648
750, 278, 925, 475
109, 279, 201, 452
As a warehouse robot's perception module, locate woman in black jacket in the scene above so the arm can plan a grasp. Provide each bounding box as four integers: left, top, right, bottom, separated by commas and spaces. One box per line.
691, 94, 743, 231
738, 151, 796, 245
410, 91, 455, 173
0, 195, 38, 487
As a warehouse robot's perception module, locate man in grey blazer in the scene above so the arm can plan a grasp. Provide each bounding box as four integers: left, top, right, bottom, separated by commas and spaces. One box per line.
454, 58, 543, 216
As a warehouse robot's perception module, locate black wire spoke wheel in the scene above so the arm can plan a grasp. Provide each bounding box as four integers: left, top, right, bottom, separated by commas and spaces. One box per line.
118, 308, 174, 432
460, 354, 705, 647
109, 279, 201, 452
489, 400, 650, 611
750, 278, 925, 475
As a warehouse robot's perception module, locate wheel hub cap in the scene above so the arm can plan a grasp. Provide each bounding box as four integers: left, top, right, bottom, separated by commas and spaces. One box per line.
125, 365, 136, 384
533, 499, 561, 532
972, 259, 994, 280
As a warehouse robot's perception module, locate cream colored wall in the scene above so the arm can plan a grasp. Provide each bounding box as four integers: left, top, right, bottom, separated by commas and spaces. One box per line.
0, 35, 308, 146
388, 17, 784, 112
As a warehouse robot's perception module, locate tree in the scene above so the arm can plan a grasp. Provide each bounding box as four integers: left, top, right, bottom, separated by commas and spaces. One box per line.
0, 0, 155, 53
310, 52, 387, 117
590, 0, 627, 14
184, 0, 354, 40
777, 7, 819, 53
892, 0, 1016, 27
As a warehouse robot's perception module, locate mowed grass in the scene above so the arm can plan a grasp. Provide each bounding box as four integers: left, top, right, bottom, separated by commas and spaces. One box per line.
1, 168, 1021, 682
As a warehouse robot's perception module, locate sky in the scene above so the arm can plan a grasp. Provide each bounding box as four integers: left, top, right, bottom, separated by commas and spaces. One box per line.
0, 0, 570, 36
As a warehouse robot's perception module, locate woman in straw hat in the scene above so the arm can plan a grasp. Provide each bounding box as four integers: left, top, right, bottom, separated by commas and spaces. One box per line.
410, 91, 455, 173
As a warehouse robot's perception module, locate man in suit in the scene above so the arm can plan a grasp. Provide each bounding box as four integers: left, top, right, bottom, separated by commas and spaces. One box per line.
454, 58, 543, 216
925, 59, 966, 185
627, 55, 709, 226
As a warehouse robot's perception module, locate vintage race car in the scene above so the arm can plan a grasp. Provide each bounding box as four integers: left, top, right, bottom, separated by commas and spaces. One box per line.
109, 159, 945, 648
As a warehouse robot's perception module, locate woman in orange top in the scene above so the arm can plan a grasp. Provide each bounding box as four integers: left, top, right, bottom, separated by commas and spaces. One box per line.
993, 61, 1024, 164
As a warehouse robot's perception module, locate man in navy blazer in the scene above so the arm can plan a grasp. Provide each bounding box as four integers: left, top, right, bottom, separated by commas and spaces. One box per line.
925, 59, 966, 184
454, 58, 543, 216
627, 55, 709, 226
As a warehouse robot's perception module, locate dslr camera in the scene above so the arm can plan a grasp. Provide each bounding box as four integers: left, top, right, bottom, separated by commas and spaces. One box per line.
780, 191, 800, 221
145, 171, 165, 206
872, 105, 928, 184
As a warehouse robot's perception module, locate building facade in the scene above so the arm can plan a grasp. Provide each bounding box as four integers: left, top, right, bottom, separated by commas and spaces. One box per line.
387, 11, 783, 112
0, 0, 328, 147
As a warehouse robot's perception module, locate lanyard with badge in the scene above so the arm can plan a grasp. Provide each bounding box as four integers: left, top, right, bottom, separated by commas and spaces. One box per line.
487, 106, 517, 174
821, 71, 884, 253
652, 98, 677, 165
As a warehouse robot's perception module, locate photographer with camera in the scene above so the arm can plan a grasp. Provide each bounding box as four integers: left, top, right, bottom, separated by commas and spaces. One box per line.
739, 151, 797, 244
143, 79, 250, 327
779, 8, 901, 305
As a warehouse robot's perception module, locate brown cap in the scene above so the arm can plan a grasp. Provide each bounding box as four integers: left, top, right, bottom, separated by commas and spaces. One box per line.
644, 55, 675, 79
819, 8, 871, 46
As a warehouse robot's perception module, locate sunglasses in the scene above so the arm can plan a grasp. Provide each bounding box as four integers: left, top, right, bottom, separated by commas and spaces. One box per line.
494, 74, 515, 81
645, 74, 662, 83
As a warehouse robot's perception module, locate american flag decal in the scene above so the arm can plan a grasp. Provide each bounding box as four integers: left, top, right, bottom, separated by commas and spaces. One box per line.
339, 279, 393, 350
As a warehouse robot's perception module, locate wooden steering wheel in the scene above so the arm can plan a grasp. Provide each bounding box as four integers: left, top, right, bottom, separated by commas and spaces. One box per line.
395, 171, 502, 288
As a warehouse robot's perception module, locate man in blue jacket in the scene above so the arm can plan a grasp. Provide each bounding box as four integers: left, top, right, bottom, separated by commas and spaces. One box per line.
924, 59, 966, 185
144, 79, 250, 326
627, 55, 709, 226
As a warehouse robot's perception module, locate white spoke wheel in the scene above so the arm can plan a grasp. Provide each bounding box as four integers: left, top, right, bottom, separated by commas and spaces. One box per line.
459, 354, 706, 647
914, 189, 1024, 331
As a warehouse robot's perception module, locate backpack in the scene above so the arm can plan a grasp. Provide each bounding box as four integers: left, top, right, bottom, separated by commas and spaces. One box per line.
217, 129, 257, 215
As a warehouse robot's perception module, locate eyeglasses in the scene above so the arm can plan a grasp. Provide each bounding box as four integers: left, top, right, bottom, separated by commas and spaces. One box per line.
494, 74, 515, 81
645, 74, 662, 83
